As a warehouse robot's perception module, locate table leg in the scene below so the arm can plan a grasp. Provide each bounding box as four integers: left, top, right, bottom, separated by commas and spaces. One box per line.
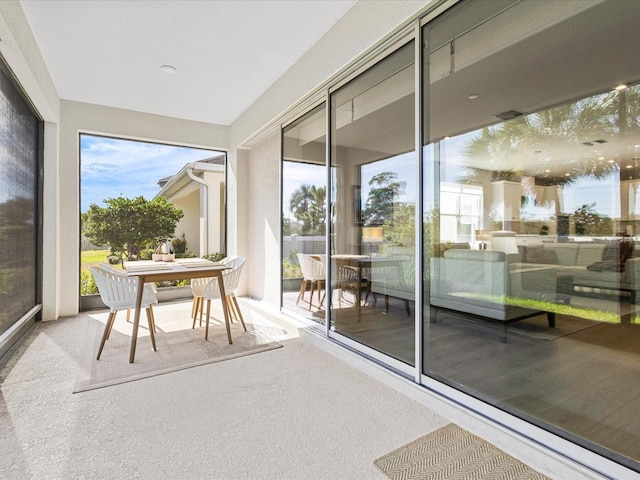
129, 275, 146, 363
217, 271, 233, 344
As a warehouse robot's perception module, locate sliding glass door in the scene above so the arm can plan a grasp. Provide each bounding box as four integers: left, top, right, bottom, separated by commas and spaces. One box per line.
281, 104, 327, 324
422, 0, 640, 468
329, 41, 416, 367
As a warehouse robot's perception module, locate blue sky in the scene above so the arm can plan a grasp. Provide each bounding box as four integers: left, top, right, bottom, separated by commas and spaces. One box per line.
80, 135, 216, 212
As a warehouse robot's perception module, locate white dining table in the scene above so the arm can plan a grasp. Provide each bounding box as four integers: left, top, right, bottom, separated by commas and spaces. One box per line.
124, 259, 230, 363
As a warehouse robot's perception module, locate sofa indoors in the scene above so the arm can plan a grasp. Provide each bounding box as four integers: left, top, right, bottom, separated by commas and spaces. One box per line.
513, 240, 640, 303
430, 249, 557, 342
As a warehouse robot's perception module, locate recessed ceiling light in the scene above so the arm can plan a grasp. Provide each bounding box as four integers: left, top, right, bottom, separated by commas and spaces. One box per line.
468, 93, 479, 100
615, 84, 628, 91
627, 165, 633, 169
544, 169, 551, 173
160, 65, 177, 74
598, 156, 605, 160
564, 173, 571, 176
608, 159, 615, 163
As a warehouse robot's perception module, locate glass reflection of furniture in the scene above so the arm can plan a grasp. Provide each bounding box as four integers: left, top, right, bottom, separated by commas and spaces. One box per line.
430, 249, 557, 342
296, 253, 326, 310
332, 254, 411, 313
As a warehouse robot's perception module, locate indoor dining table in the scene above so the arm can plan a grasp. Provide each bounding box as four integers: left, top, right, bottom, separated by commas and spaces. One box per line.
124, 259, 230, 363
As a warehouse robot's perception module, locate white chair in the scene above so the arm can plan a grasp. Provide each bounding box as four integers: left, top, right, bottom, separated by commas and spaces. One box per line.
200, 256, 247, 342
296, 253, 326, 310
90, 266, 158, 360
191, 255, 238, 325
100, 262, 157, 324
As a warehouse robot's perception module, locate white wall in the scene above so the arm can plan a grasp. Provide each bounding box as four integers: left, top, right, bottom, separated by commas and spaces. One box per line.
246, 133, 281, 304
58, 100, 228, 317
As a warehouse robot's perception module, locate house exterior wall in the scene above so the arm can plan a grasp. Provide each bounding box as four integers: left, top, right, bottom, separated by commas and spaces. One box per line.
173, 190, 200, 256
201, 170, 225, 255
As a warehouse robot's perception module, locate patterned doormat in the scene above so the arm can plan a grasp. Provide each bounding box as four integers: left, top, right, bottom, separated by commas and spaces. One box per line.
374, 424, 550, 480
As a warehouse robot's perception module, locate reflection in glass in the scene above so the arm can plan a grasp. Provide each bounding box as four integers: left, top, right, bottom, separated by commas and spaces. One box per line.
423, 0, 640, 466
330, 41, 416, 366
281, 104, 327, 324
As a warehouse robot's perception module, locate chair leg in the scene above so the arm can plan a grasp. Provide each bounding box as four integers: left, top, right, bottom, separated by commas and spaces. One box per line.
199, 297, 205, 327
149, 305, 156, 333
192, 297, 201, 329
126, 308, 131, 323
222, 298, 233, 344
227, 295, 238, 323
231, 296, 247, 331
296, 280, 307, 305
205, 299, 212, 340
309, 281, 316, 310
106, 310, 119, 339
191, 297, 197, 318
146, 308, 157, 351
97, 312, 116, 360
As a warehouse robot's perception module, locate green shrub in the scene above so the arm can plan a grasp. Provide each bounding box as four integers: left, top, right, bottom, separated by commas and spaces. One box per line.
81, 270, 98, 295
203, 252, 226, 262
283, 259, 301, 279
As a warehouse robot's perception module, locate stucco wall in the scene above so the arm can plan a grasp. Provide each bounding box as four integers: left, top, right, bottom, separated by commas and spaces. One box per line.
173, 190, 200, 256
58, 100, 228, 317
246, 133, 281, 305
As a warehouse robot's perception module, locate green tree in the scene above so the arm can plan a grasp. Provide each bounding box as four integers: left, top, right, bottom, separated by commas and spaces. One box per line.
461, 88, 636, 184
82, 196, 183, 264
362, 171, 406, 226
383, 202, 415, 247
572, 203, 613, 236
289, 184, 326, 235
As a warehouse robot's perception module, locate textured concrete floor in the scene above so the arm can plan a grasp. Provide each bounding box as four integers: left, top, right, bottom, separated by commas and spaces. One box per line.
0, 299, 620, 480
1, 301, 450, 480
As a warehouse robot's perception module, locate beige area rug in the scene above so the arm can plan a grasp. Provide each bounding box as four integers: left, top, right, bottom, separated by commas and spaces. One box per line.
374, 423, 550, 480
74, 300, 285, 393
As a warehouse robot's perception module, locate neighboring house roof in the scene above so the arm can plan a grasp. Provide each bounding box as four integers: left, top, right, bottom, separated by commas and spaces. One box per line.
157, 154, 225, 188
155, 157, 226, 200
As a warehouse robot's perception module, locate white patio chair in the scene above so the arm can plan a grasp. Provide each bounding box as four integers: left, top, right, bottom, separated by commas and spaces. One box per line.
90, 266, 158, 360
100, 262, 157, 324
191, 255, 239, 324
296, 253, 326, 310
200, 256, 247, 341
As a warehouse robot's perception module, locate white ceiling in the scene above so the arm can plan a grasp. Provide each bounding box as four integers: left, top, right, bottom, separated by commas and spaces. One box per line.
19, 0, 357, 125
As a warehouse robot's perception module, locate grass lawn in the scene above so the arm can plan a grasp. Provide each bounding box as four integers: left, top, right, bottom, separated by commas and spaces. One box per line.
81, 249, 112, 275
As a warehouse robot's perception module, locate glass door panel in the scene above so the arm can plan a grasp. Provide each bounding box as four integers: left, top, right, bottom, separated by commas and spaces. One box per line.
330, 41, 416, 365
281, 104, 327, 324
422, 0, 640, 468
